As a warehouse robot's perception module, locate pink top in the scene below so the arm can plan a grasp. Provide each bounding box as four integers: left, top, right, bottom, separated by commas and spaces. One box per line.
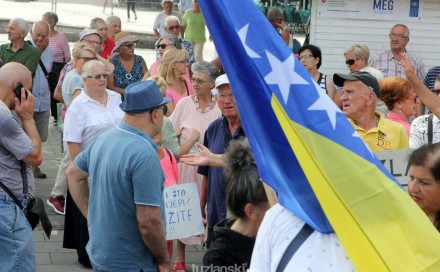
159, 147, 178, 187
166, 76, 194, 106
49, 32, 71, 63
386, 111, 410, 136
170, 95, 222, 193
149, 60, 161, 76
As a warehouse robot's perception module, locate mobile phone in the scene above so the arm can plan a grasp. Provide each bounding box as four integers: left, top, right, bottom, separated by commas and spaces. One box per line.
13, 82, 25, 100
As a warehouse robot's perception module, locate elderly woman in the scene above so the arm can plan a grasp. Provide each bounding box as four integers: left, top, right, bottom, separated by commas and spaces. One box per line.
203, 139, 270, 269
408, 143, 440, 231
63, 60, 124, 268
170, 61, 222, 272
380, 77, 417, 136
42, 11, 71, 125
298, 44, 340, 106
158, 48, 194, 116
148, 35, 180, 77
107, 31, 148, 97
343, 44, 370, 73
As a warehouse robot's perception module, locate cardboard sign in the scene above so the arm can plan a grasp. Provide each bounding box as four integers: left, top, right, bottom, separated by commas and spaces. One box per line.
374, 149, 412, 188
164, 183, 204, 240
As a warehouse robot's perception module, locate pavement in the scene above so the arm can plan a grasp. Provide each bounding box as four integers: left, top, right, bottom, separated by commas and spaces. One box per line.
0, 0, 209, 271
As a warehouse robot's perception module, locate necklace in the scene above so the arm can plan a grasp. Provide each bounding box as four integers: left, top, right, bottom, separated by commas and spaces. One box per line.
195, 95, 215, 113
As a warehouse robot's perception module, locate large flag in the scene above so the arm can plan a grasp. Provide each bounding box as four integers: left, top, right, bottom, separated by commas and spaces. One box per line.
199, 0, 440, 271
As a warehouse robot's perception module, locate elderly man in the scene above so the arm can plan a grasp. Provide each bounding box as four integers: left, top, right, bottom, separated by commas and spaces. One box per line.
106, 15, 121, 41
0, 18, 40, 74
28, 20, 53, 179
0, 62, 42, 271
333, 71, 408, 151
370, 24, 426, 116
66, 80, 170, 271
90, 17, 115, 59
153, 0, 182, 38
48, 28, 114, 215
155, 15, 195, 65
197, 74, 246, 248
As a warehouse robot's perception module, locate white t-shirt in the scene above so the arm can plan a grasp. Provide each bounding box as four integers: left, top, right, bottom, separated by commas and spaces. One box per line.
64, 89, 124, 150
249, 204, 354, 272
153, 11, 182, 37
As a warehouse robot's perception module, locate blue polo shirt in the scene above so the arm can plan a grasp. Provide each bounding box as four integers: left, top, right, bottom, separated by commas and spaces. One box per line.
76, 121, 165, 272
198, 116, 246, 229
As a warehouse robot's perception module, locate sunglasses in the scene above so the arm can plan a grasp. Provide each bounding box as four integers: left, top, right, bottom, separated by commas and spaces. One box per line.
79, 57, 98, 62
156, 43, 172, 49
168, 25, 181, 31
175, 59, 188, 64
122, 43, 136, 49
87, 73, 109, 80
432, 89, 440, 95
345, 58, 358, 65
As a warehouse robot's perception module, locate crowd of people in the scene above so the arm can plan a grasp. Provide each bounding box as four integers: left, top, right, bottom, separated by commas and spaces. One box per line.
1, 2, 440, 272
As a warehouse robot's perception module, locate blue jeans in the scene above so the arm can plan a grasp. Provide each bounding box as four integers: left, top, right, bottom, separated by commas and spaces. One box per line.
0, 194, 35, 272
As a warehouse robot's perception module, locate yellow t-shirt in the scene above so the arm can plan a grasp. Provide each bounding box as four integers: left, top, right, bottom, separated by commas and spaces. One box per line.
349, 112, 409, 151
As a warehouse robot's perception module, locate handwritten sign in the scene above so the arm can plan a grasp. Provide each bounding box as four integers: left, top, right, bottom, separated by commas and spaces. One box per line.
374, 149, 412, 188
164, 183, 204, 240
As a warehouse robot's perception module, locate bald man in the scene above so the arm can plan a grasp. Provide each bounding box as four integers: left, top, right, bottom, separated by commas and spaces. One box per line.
29, 20, 53, 178
0, 62, 42, 271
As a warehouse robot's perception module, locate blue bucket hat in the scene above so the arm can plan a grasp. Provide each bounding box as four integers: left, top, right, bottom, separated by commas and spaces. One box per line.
119, 80, 171, 113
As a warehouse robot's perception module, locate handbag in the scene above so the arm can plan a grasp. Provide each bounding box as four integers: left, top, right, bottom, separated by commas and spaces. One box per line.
0, 162, 52, 238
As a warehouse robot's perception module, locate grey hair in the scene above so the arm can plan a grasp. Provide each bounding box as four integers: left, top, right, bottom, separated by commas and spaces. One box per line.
10, 18, 29, 34
90, 17, 106, 29
81, 60, 106, 78
267, 7, 283, 21
31, 20, 51, 34
344, 44, 370, 62
42, 11, 59, 25
106, 15, 121, 25
158, 35, 181, 50
164, 15, 180, 28
191, 61, 219, 82
391, 24, 410, 38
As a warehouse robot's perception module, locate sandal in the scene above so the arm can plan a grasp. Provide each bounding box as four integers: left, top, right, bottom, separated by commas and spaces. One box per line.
172, 261, 186, 272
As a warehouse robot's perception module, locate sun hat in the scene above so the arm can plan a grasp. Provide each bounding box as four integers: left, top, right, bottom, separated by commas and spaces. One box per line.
119, 80, 171, 113
110, 31, 140, 57
333, 71, 381, 97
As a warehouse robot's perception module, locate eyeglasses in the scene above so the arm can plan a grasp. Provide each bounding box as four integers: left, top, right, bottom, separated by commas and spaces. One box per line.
78, 57, 98, 62
156, 43, 173, 49
407, 95, 418, 103
389, 33, 408, 40
218, 93, 235, 101
191, 77, 211, 85
298, 54, 314, 61
83, 39, 103, 46
175, 59, 188, 64
432, 89, 440, 95
168, 25, 181, 31
87, 73, 109, 80
345, 58, 358, 65
121, 43, 136, 49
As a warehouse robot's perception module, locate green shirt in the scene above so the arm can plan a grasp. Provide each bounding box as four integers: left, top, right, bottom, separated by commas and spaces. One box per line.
183, 10, 206, 43
0, 42, 40, 74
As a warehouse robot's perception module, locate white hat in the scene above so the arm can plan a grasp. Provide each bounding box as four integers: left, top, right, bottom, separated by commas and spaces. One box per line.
215, 74, 230, 89
79, 28, 102, 42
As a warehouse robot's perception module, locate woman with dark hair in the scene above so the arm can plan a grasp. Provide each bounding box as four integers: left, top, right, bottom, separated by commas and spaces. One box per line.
203, 138, 270, 269
408, 143, 440, 231
380, 77, 417, 136
298, 44, 340, 105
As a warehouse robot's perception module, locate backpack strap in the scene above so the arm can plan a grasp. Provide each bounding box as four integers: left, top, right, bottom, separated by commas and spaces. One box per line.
164, 148, 174, 164
275, 223, 314, 272
428, 113, 434, 145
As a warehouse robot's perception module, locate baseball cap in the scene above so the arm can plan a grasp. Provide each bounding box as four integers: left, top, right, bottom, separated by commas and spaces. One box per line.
79, 28, 102, 42
333, 71, 381, 97
215, 74, 230, 89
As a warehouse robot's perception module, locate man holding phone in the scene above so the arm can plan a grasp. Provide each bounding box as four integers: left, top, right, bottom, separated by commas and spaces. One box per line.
0, 62, 42, 271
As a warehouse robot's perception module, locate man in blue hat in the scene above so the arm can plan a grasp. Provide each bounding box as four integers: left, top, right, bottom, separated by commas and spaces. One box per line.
66, 80, 171, 271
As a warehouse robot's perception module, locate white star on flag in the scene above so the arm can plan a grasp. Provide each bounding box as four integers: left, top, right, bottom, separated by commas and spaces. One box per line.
307, 81, 339, 130
237, 24, 260, 58
264, 51, 308, 103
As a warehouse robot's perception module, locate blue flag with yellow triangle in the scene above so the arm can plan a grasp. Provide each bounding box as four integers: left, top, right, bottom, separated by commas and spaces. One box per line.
199, 0, 440, 270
